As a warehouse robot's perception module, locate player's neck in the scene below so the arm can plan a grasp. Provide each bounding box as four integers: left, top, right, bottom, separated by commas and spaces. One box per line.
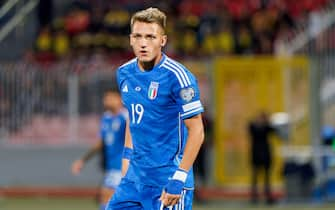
138, 53, 162, 72
106, 108, 120, 115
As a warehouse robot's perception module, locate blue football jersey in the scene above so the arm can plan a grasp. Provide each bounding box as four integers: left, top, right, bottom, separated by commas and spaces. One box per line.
117, 54, 204, 188
100, 110, 127, 171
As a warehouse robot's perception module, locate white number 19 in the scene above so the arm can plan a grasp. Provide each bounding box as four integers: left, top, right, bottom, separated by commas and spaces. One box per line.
131, 103, 144, 124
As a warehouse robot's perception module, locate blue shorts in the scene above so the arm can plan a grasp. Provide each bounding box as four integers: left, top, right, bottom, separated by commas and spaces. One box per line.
105, 178, 193, 210
103, 169, 122, 189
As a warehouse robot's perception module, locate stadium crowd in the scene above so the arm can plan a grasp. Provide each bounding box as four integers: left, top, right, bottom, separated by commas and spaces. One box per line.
33, 0, 330, 63
1, 0, 331, 140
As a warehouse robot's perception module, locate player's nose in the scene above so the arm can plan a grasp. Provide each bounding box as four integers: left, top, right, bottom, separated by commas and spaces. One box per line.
140, 42, 147, 48
138, 38, 148, 48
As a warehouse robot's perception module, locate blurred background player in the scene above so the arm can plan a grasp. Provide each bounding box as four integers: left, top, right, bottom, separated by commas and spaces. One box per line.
71, 89, 127, 210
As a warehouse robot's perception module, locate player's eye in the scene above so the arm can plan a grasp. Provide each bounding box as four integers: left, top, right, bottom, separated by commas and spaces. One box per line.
145, 35, 156, 40
132, 34, 142, 39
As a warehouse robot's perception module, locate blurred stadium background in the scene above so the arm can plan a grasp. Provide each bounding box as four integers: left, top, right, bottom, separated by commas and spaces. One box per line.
1, 0, 335, 209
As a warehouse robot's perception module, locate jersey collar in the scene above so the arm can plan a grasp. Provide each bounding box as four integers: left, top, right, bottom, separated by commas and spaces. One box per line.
135, 53, 166, 73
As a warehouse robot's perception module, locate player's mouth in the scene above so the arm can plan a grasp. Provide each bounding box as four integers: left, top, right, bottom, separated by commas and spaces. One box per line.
139, 50, 148, 56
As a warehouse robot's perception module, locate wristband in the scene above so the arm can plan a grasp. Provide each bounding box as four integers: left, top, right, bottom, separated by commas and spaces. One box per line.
122, 147, 133, 160
172, 168, 188, 183
164, 168, 188, 195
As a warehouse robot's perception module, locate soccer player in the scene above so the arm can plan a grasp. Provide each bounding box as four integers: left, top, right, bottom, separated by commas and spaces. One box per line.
71, 89, 127, 210
106, 8, 205, 210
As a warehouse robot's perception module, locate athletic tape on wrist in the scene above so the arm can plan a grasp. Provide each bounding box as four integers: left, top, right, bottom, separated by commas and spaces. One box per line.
122, 147, 133, 160
172, 168, 188, 183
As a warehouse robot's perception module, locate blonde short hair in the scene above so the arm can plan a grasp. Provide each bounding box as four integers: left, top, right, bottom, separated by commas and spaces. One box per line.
130, 7, 167, 33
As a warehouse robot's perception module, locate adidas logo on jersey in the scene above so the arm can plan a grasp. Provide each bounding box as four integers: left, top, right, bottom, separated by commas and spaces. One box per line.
122, 85, 128, 92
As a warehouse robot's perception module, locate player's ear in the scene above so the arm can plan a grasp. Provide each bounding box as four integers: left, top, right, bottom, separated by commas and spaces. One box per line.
161, 35, 167, 47
129, 34, 134, 47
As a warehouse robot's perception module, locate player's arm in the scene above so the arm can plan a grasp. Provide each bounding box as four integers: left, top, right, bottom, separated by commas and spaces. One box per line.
161, 113, 204, 206
71, 141, 103, 175
178, 113, 204, 171
121, 119, 133, 177
160, 67, 205, 206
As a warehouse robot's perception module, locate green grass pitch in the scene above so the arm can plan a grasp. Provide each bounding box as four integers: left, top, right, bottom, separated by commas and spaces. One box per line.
1, 197, 335, 210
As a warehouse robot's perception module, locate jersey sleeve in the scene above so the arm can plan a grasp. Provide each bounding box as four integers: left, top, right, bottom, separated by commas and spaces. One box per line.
116, 68, 127, 106
171, 70, 204, 120
116, 68, 122, 92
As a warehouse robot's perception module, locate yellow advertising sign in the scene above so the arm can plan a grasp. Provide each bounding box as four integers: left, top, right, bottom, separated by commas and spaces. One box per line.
213, 56, 309, 187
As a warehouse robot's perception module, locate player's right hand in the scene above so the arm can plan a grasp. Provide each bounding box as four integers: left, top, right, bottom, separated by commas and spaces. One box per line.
71, 159, 84, 175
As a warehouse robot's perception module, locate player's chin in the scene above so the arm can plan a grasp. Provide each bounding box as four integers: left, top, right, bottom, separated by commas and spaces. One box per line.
137, 56, 153, 63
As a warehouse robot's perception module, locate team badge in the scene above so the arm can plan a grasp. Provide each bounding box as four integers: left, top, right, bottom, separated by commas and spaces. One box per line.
180, 87, 195, 102
148, 82, 159, 100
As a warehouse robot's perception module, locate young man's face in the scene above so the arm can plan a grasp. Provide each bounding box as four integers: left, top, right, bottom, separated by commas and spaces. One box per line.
130, 21, 167, 63
103, 92, 122, 112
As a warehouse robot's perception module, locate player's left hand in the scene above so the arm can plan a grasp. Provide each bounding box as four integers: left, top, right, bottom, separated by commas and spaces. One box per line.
159, 190, 181, 207
71, 159, 84, 175
159, 168, 187, 207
